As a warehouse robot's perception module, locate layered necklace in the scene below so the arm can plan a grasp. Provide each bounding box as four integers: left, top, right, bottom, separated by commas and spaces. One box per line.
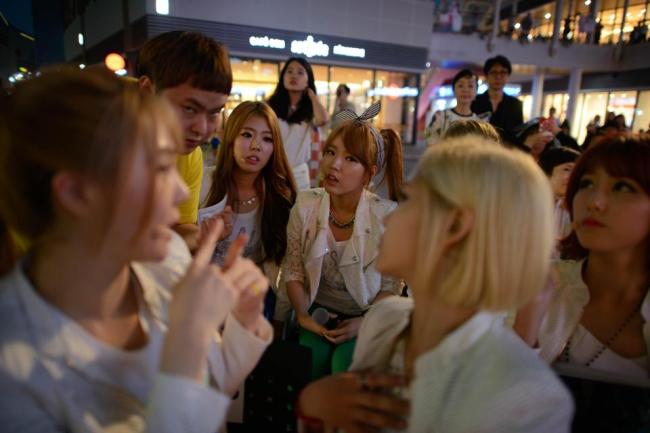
329, 211, 355, 229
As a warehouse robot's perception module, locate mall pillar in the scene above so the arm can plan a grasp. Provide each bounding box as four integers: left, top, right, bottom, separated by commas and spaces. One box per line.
590, 0, 602, 18
549, 0, 564, 56
619, 0, 630, 44
566, 68, 583, 137
531, 69, 545, 118
488, 0, 503, 51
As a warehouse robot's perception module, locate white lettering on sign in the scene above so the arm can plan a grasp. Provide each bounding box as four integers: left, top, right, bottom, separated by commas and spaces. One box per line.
368, 86, 419, 97
333, 44, 366, 58
290, 35, 329, 58
249, 36, 286, 49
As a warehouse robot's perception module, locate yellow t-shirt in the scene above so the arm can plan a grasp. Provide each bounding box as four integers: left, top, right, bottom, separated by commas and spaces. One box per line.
176, 147, 203, 225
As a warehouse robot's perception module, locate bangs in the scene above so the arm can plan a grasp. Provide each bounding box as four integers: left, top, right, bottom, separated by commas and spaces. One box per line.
326, 121, 375, 169
572, 137, 650, 198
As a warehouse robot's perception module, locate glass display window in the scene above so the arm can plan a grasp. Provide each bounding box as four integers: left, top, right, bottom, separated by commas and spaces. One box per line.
632, 90, 650, 132
576, 92, 608, 144
607, 91, 638, 128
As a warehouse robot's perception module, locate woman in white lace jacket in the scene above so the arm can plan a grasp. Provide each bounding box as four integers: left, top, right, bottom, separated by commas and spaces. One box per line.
0, 69, 272, 433
281, 105, 404, 379
298, 137, 573, 433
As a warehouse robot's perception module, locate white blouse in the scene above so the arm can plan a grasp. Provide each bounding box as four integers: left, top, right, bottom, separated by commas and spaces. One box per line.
352, 297, 574, 433
211, 206, 262, 266
0, 230, 272, 433
538, 259, 650, 383
314, 234, 365, 316
279, 119, 313, 191
556, 324, 647, 380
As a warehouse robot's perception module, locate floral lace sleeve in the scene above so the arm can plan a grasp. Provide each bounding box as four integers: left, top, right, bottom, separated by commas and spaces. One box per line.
281, 203, 305, 284
380, 274, 403, 296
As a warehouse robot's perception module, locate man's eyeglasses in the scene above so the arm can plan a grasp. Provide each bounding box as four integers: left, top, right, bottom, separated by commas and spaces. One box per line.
488, 70, 509, 77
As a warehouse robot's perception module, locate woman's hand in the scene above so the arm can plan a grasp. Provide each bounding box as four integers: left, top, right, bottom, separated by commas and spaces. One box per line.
297, 313, 327, 336
299, 372, 410, 433
161, 219, 239, 381
305, 87, 318, 101
221, 231, 270, 333
199, 206, 233, 242
305, 88, 329, 126
323, 317, 362, 344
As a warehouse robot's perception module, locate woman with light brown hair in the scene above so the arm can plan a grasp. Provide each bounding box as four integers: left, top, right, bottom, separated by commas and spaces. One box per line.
282, 102, 404, 380
201, 101, 297, 294
0, 68, 272, 432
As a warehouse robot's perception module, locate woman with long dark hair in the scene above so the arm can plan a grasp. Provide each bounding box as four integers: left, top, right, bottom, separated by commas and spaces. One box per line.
267, 57, 329, 190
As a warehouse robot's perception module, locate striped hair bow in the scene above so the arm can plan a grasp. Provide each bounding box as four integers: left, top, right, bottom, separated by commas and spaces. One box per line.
332, 101, 385, 168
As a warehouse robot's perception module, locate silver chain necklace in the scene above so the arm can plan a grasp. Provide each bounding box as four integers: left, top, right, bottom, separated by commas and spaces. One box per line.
329, 212, 355, 229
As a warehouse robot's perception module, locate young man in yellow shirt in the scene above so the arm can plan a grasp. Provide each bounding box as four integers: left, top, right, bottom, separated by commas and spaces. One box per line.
137, 31, 231, 251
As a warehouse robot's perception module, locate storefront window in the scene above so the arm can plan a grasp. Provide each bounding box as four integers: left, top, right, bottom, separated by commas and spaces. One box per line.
607, 91, 638, 128
520, 94, 533, 122
311, 64, 329, 113
228, 59, 420, 144
632, 90, 650, 132
576, 92, 608, 144
374, 70, 418, 143
328, 66, 374, 116
228, 59, 278, 113
542, 93, 569, 122
597, 1, 647, 44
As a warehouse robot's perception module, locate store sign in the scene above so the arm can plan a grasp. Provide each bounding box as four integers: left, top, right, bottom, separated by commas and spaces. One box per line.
249, 35, 286, 49
332, 44, 365, 58
368, 86, 419, 98
248, 34, 366, 59
290, 35, 329, 58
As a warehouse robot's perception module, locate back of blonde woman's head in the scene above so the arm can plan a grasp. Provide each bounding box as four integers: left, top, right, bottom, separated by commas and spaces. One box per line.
412, 136, 554, 311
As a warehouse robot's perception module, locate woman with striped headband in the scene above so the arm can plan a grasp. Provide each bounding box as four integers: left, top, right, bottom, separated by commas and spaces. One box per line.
281, 102, 405, 379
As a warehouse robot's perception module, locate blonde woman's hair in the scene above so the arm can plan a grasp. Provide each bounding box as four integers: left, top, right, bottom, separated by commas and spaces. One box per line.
442, 119, 501, 143
412, 136, 554, 310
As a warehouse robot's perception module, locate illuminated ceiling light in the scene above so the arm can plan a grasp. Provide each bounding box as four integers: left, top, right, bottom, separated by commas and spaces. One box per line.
155, 0, 169, 15
79, 63, 86, 69
514, 22, 521, 29
585, 0, 591, 5
544, 13, 552, 20
104, 53, 126, 71
425, 62, 431, 67
78, 33, 84, 46
8, 76, 15, 83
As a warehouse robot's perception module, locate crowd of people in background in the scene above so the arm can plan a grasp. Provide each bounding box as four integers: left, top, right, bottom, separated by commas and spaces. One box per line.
430, 0, 649, 46
0, 30, 648, 433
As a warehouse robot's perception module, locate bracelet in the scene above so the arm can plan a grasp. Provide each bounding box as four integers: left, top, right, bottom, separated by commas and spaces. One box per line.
296, 390, 324, 432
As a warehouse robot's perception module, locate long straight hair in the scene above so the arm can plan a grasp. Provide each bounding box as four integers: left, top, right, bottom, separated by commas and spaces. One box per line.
204, 101, 297, 264
267, 57, 316, 124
